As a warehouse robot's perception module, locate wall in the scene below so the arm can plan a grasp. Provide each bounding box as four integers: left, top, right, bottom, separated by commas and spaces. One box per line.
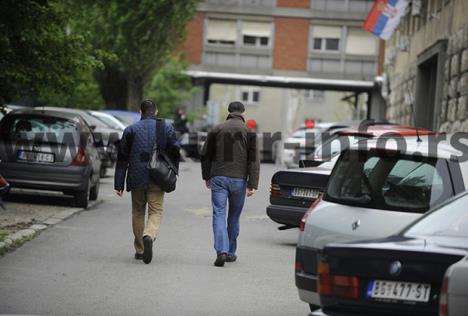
384, 0, 468, 131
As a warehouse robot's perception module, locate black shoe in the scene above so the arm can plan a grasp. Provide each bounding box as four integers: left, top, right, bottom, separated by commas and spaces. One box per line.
226, 254, 237, 262
214, 253, 227, 267
142, 236, 153, 264
134, 253, 143, 260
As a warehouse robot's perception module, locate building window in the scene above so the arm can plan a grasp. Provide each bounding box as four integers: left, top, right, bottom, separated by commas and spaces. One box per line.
304, 90, 325, 102
345, 28, 377, 55
241, 21, 272, 47
206, 19, 237, 45
241, 87, 261, 104
312, 26, 342, 52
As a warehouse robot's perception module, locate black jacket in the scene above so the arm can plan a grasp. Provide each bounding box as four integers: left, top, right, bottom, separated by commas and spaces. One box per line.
201, 113, 260, 189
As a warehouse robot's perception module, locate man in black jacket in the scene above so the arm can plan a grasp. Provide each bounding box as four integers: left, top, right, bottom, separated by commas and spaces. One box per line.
114, 100, 179, 264
201, 101, 260, 267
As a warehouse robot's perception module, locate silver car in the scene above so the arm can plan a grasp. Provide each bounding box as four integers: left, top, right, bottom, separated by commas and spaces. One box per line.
441, 256, 468, 316
296, 135, 468, 311
0, 109, 101, 208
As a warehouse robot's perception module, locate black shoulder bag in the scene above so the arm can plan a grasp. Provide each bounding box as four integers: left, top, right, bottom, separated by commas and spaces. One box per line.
147, 119, 178, 193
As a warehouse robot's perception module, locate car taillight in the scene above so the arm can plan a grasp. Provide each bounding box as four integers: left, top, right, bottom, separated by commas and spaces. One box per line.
295, 261, 302, 273
0, 177, 7, 186
299, 194, 322, 232
71, 147, 88, 166
318, 261, 360, 299
270, 183, 281, 197
439, 275, 449, 316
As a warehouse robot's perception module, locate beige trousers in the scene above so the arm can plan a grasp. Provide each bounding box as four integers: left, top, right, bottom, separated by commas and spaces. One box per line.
131, 183, 165, 254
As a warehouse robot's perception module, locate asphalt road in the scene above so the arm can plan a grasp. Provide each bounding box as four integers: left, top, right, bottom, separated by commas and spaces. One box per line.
0, 161, 309, 316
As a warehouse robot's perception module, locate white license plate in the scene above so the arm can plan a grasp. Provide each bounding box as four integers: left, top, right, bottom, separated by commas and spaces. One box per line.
17, 150, 55, 163
291, 187, 319, 199
367, 280, 431, 303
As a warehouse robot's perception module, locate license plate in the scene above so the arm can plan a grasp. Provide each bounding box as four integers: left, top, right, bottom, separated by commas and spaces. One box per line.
17, 150, 55, 163
367, 280, 431, 303
291, 187, 319, 199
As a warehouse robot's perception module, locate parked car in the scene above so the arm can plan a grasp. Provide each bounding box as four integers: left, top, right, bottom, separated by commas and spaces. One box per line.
40, 107, 121, 177
88, 110, 126, 131
281, 127, 324, 169
440, 256, 468, 316
310, 190, 468, 316
295, 135, 468, 311
267, 125, 433, 230
0, 109, 101, 207
102, 110, 140, 127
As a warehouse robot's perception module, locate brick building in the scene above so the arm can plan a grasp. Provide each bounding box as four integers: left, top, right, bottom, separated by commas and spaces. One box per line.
179, 0, 381, 132
383, 0, 468, 132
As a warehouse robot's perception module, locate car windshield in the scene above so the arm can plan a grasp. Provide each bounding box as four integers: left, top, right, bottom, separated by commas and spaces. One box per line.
90, 112, 125, 130
324, 149, 453, 213
1, 114, 80, 145
404, 194, 468, 239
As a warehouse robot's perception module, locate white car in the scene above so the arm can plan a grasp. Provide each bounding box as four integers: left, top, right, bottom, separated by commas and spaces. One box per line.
441, 256, 468, 316
295, 135, 468, 311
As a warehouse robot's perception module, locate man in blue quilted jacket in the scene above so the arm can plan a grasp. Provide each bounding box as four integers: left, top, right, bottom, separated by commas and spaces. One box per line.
114, 100, 179, 264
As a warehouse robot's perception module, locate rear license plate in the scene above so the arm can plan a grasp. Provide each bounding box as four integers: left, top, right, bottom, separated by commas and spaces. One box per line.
367, 280, 431, 303
17, 150, 55, 163
291, 187, 319, 199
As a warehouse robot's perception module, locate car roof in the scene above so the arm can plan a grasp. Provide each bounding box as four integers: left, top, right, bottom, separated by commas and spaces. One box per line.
348, 134, 462, 160
6, 108, 83, 121
337, 124, 434, 138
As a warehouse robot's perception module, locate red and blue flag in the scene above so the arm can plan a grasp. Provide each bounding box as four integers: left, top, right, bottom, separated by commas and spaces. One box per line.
364, 0, 409, 40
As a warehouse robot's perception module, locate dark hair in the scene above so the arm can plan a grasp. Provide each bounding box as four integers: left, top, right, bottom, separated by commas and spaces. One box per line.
228, 101, 245, 113
140, 99, 157, 114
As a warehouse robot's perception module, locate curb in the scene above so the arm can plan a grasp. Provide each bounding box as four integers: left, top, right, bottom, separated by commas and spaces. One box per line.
0, 199, 103, 256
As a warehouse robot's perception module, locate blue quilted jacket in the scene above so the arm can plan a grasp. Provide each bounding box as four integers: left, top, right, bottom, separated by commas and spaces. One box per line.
114, 114, 178, 191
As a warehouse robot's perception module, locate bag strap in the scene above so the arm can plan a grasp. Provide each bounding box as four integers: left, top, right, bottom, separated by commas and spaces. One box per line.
155, 118, 165, 150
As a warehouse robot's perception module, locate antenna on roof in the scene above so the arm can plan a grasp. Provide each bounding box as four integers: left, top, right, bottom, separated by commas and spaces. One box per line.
416, 127, 422, 143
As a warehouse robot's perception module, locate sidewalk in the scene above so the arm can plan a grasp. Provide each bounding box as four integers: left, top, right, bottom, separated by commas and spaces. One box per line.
0, 188, 101, 254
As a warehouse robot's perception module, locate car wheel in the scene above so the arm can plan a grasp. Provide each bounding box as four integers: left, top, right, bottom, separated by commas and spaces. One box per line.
100, 167, 107, 178
89, 177, 99, 201
74, 178, 90, 208
309, 304, 319, 312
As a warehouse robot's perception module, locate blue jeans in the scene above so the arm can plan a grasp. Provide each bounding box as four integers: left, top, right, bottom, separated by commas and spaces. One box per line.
211, 176, 247, 255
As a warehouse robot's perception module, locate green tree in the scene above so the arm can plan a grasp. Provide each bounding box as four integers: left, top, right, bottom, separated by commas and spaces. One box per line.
145, 56, 199, 119
0, 0, 98, 104
75, 0, 198, 110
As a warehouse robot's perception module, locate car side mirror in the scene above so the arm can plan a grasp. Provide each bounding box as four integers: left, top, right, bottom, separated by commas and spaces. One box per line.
89, 125, 97, 131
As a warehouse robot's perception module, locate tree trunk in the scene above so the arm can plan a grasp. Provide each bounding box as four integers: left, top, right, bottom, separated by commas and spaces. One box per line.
126, 74, 144, 111
94, 66, 128, 109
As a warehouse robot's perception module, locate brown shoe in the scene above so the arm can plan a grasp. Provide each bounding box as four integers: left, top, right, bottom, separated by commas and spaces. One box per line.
134, 253, 143, 260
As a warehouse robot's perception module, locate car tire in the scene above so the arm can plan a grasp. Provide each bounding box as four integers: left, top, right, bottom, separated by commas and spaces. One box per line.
100, 167, 107, 178
89, 177, 99, 201
74, 178, 90, 208
309, 304, 320, 312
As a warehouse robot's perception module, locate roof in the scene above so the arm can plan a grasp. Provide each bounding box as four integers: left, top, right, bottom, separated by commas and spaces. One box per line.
349, 135, 463, 160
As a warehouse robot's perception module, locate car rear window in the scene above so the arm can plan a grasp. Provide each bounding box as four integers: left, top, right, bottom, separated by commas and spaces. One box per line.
404, 194, 468, 238
324, 149, 454, 213
1, 114, 80, 145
